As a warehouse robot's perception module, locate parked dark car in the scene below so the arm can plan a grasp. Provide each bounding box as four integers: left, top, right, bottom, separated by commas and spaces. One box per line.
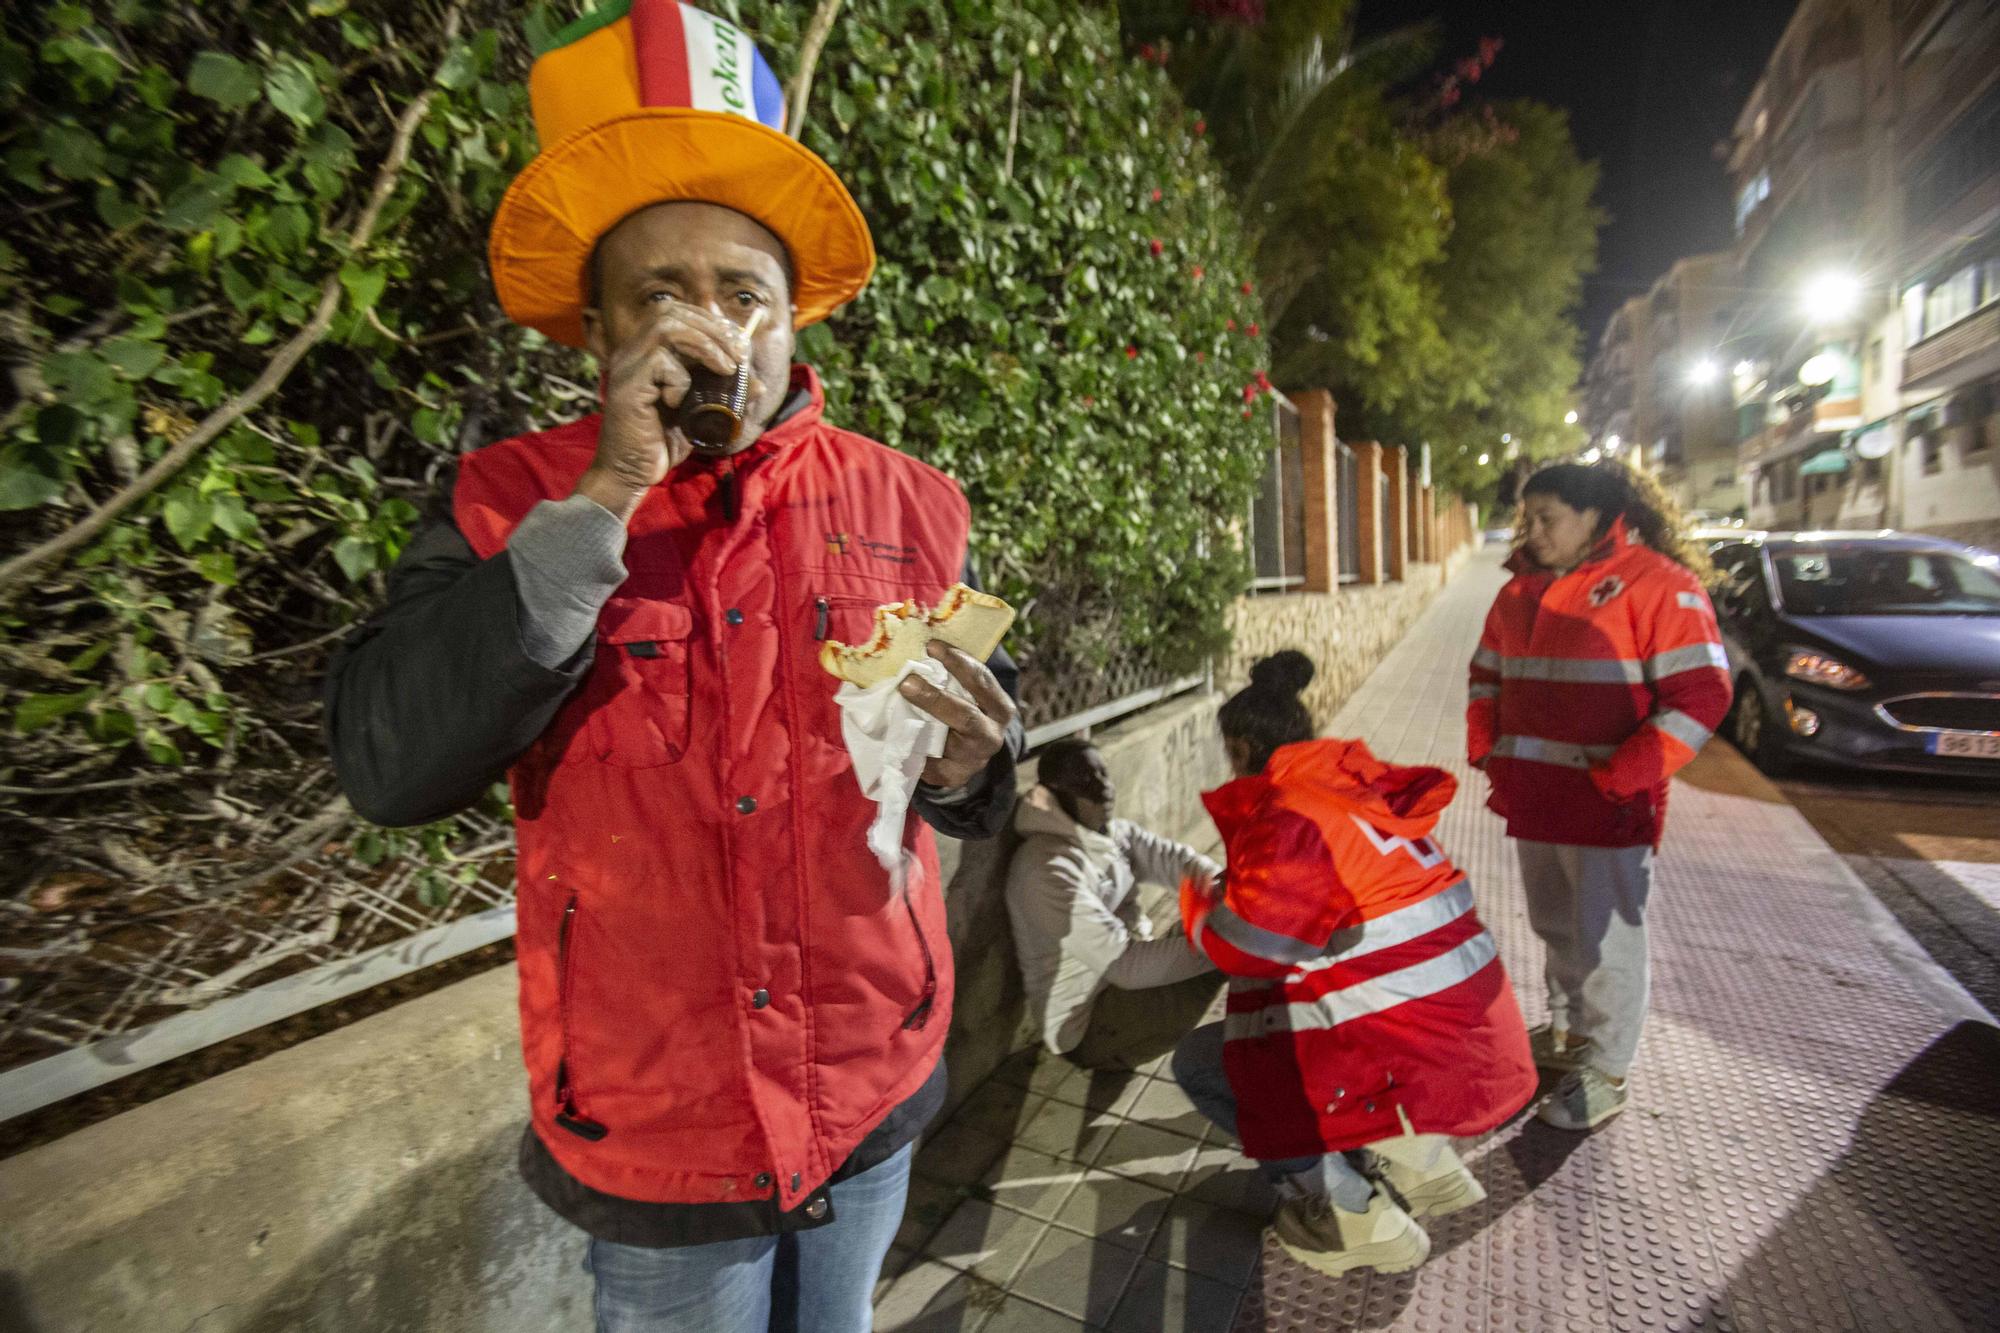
1707, 532, 2000, 778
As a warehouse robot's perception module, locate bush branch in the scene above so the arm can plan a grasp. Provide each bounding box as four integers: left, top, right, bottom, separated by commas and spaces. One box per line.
0, 9, 463, 599
785, 0, 845, 138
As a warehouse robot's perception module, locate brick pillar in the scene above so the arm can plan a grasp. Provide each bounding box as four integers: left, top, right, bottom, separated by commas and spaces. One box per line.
1383, 445, 1408, 581
1350, 441, 1384, 585
1295, 390, 1339, 592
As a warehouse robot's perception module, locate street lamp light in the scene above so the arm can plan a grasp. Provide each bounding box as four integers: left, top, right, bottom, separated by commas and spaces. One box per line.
1605, 433, 1621, 450
1563, 410, 1578, 425
1582, 447, 1603, 463
1733, 360, 1755, 379
1801, 270, 1861, 324
1687, 358, 1720, 387
1477, 453, 1490, 466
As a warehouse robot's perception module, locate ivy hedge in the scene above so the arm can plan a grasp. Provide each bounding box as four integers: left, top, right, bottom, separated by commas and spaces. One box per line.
0, 0, 1269, 887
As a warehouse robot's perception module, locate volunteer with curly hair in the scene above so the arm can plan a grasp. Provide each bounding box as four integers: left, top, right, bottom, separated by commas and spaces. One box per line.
1174, 653, 1537, 1276
1468, 462, 1731, 1131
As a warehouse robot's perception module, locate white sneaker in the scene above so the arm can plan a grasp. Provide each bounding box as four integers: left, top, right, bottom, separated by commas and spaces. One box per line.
1271, 1185, 1431, 1276
1366, 1136, 1486, 1219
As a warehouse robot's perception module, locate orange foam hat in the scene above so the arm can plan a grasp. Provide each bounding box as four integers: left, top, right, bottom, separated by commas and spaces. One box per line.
488, 0, 875, 346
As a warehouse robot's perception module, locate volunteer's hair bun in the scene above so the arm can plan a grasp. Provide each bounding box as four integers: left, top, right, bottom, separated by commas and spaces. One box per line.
1250, 650, 1315, 697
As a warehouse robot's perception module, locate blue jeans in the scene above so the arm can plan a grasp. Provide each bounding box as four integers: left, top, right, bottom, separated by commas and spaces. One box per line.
1171, 1021, 1372, 1211
585, 1143, 911, 1333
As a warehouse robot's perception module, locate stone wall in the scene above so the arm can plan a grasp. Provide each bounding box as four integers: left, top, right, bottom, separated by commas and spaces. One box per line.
1223, 560, 1452, 732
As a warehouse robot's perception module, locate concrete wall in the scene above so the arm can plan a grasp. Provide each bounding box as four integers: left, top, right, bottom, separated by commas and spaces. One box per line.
0, 559, 1471, 1332
0, 966, 585, 1333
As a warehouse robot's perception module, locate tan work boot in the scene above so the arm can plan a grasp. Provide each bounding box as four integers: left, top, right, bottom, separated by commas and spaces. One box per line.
1271, 1185, 1431, 1277
1366, 1135, 1487, 1219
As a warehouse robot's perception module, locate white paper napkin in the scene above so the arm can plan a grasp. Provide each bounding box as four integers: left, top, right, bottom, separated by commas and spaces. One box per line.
835, 655, 966, 890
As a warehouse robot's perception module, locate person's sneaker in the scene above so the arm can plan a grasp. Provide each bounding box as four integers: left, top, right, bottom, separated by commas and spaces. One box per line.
1537, 1066, 1628, 1131
1528, 1023, 1595, 1073
1365, 1136, 1486, 1219
1271, 1186, 1431, 1276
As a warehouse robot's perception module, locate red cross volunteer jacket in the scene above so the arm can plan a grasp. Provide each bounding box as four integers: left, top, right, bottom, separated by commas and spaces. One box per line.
326, 370, 1018, 1239
1467, 520, 1732, 849
1182, 739, 1536, 1160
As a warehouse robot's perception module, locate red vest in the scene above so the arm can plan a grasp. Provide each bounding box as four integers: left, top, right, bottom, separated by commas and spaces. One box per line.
453, 368, 966, 1209
1187, 739, 1536, 1158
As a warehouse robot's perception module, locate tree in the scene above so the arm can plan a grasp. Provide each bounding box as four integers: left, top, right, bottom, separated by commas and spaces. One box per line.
1386, 101, 1603, 495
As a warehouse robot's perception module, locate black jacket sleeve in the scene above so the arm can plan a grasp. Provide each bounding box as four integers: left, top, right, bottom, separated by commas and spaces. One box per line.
909, 557, 1023, 842
323, 473, 592, 827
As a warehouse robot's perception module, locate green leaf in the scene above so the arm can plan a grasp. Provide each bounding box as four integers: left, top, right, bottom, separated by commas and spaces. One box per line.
195, 551, 238, 585
160, 176, 230, 232
142, 726, 185, 766
162, 493, 214, 549
216, 153, 274, 189
41, 122, 106, 181
265, 60, 327, 128
14, 690, 97, 734
436, 45, 477, 91
212, 493, 259, 540
339, 263, 387, 313
263, 203, 311, 255
187, 51, 262, 110
332, 534, 378, 581
102, 337, 166, 380
0, 444, 65, 510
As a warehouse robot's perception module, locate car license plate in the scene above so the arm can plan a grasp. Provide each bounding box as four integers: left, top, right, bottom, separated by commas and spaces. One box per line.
1930, 733, 2000, 759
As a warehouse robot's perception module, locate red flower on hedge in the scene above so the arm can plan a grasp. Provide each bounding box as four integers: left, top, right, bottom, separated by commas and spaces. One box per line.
1242, 384, 1258, 403
1241, 281, 1254, 294
1125, 345, 1138, 360
1191, 264, 1205, 279
1082, 394, 1096, 407
1247, 322, 1260, 336
1226, 318, 1237, 331
1193, 118, 1206, 136
1149, 238, 1164, 256
1151, 188, 1163, 202
1195, 351, 1206, 362
1242, 407, 1254, 418
1255, 370, 1272, 390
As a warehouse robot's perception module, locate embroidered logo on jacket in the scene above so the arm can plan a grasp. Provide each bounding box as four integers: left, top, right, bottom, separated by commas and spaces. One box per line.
1588, 575, 1626, 607
825, 531, 850, 556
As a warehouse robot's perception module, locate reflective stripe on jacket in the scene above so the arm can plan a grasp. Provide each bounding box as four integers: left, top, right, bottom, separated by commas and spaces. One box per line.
452, 367, 966, 1211
1467, 519, 1732, 848
1184, 738, 1536, 1159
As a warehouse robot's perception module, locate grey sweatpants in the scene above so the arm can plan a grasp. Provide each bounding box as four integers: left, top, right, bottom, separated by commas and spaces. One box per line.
1517, 840, 1655, 1077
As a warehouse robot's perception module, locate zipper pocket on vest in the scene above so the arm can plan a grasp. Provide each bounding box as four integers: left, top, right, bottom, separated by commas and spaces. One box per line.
814, 596, 830, 641
554, 896, 608, 1141
901, 895, 937, 1030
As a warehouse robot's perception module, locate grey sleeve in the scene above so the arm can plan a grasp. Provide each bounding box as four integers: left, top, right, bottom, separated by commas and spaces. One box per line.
1100, 933, 1216, 990
507, 495, 630, 669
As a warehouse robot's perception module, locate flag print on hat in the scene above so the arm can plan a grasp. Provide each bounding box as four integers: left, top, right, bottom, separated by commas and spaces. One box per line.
489, 0, 875, 346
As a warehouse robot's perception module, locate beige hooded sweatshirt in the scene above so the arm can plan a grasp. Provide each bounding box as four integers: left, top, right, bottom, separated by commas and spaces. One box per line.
1004, 785, 1220, 1053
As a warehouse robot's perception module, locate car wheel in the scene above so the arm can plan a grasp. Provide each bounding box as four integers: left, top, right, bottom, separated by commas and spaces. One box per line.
1728, 676, 1793, 777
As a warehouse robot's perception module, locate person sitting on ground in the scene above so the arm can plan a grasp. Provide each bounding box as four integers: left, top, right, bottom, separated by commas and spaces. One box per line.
1005, 738, 1221, 1069
1173, 652, 1537, 1277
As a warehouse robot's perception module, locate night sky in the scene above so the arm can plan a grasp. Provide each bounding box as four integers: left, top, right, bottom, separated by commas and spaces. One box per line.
1356, 0, 1800, 350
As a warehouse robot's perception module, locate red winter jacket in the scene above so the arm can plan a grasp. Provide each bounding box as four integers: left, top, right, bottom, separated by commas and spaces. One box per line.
452, 369, 965, 1210
1468, 520, 1732, 849
1184, 739, 1536, 1159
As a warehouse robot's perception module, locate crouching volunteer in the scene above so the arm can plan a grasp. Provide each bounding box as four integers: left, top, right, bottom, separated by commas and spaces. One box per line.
324, 6, 1022, 1329
1173, 653, 1536, 1276
1469, 462, 1730, 1132
1006, 738, 1221, 1070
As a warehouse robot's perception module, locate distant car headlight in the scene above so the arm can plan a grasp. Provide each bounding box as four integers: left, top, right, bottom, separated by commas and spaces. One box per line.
1783, 650, 1871, 691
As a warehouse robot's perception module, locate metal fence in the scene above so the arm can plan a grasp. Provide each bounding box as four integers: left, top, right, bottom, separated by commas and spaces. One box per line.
0, 773, 518, 1119
1247, 395, 1306, 592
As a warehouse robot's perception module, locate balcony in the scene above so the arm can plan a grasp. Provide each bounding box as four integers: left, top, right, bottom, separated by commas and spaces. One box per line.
1904, 301, 2000, 389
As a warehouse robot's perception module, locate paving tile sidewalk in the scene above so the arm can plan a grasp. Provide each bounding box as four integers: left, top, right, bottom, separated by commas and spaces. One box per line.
877, 549, 2000, 1333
